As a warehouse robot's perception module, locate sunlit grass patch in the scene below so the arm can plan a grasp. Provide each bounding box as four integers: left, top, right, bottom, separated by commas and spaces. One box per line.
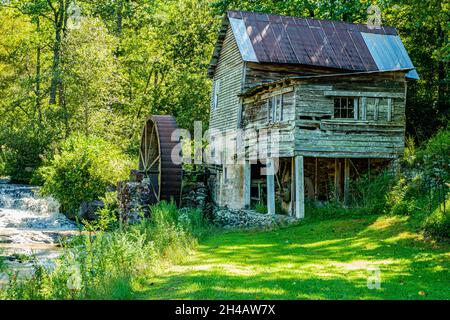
138, 215, 450, 300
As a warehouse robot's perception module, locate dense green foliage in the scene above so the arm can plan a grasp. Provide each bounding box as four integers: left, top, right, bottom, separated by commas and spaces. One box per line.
0, 0, 447, 182
0, 202, 211, 300
37, 134, 133, 217
0, 0, 217, 182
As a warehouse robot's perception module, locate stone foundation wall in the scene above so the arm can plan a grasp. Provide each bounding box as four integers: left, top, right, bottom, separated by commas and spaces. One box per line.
117, 178, 298, 230
117, 181, 153, 224
181, 182, 213, 217
213, 208, 297, 229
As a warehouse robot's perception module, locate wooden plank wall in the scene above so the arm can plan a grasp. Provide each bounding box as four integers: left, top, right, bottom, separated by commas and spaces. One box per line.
295, 75, 407, 158
241, 90, 296, 159
209, 26, 244, 132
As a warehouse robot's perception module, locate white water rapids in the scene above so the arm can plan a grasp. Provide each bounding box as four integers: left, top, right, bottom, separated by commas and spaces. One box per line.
0, 181, 77, 279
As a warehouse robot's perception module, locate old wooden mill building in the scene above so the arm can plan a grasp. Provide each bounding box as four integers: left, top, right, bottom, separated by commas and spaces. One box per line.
206, 10, 418, 218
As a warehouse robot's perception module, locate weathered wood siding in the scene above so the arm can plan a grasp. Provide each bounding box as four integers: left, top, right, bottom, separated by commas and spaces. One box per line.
243, 62, 332, 90
209, 26, 244, 132
241, 88, 296, 159
295, 74, 407, 158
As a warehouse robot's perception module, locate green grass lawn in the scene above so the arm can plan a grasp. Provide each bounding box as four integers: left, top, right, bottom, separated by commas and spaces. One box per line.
135, 215, 450, 300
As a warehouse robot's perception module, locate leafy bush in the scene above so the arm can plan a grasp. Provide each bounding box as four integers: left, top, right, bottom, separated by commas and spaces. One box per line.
416, 127, 450, 182
423, 199, 450, 239
0, 255, 5, 272
0, 129, 53, 184
352, 170, 393, 215
253, 203, 268, 214
0, 153, 5, 177
37, 134, 133, 218
82, 192, 120, 233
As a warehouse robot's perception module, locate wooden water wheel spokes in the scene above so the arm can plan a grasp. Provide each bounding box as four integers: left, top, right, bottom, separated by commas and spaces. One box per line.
138, 115, 183, 205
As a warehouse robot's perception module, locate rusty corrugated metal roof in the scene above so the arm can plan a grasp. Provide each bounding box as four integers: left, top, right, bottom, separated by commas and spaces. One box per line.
208, 10, 418, 79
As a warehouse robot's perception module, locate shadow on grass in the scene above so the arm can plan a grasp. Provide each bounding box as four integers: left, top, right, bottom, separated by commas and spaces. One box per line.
136, 215, 450, 300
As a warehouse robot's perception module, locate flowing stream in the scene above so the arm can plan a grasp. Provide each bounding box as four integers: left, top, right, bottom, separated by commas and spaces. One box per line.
0, 181, 77, 279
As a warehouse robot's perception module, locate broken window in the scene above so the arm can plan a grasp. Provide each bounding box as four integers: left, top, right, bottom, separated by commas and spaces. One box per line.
334, 97, 355, 119
268, 94, 283, 123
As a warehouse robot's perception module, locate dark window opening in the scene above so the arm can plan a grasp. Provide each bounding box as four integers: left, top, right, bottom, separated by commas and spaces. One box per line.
334, 97, 355, 119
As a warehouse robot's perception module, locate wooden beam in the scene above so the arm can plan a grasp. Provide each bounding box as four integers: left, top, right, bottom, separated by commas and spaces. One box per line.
361, 97, 367, 120
295, 156, 305, 219
290, 157, 295, 216
243, 161, 251, 208
260, 86, 294, 100
267, 158, 276, 215
354, 98, 359, 120
374, 98, 380, 121
218, 167, 224, 207
334, 158, 341, 200
344, 158, 350, 206
324, 90, 404, 98
314, 157, 318, 200
387, 98, 393, 121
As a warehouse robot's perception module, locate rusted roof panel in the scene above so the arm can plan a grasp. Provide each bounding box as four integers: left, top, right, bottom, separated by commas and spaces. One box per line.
226, 10, 399, 72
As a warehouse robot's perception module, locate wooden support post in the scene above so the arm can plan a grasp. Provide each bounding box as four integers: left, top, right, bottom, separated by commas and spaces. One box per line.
295, 156, 305, 219
314, 157, 318, 200
267, 158, 276, 215
387, 98, 393, 122
334, 158, 341, 200
374, 98, 380, 121
361, 97, 367, 120
243, 161, 251, 208
218, 166, 224, 206
290, 157, 295, 216
344, 158, 350, 206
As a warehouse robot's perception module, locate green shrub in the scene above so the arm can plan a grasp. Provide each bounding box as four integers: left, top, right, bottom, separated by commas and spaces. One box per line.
82, 192, 120, 232
0, 255, 5, 272
253, 203, 268, 214
416, 127, 450, 181
352, 170, 393, 215
178, 208, 211, 239
423, 197, 450, 239
0, 153, 6, 177
141, 202, 206, 261
0, 129, 53, 184
37, 134, 133, 218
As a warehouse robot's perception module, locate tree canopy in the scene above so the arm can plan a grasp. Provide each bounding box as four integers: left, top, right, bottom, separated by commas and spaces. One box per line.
0, 0, 448, 182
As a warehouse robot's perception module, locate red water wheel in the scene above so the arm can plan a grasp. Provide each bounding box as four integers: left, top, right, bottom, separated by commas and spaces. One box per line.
138, 115, 183, 205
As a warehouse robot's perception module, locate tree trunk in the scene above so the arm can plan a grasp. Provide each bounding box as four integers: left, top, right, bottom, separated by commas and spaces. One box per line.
436, 23, 448, 115
49, 24, 61, 105
115, 0, 123, 57
35, 17, 42, 125
49, 1, 65, 105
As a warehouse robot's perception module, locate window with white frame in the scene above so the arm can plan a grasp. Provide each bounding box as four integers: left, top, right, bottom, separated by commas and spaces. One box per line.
267, 94, 283, 123
213, 79, 220, 111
